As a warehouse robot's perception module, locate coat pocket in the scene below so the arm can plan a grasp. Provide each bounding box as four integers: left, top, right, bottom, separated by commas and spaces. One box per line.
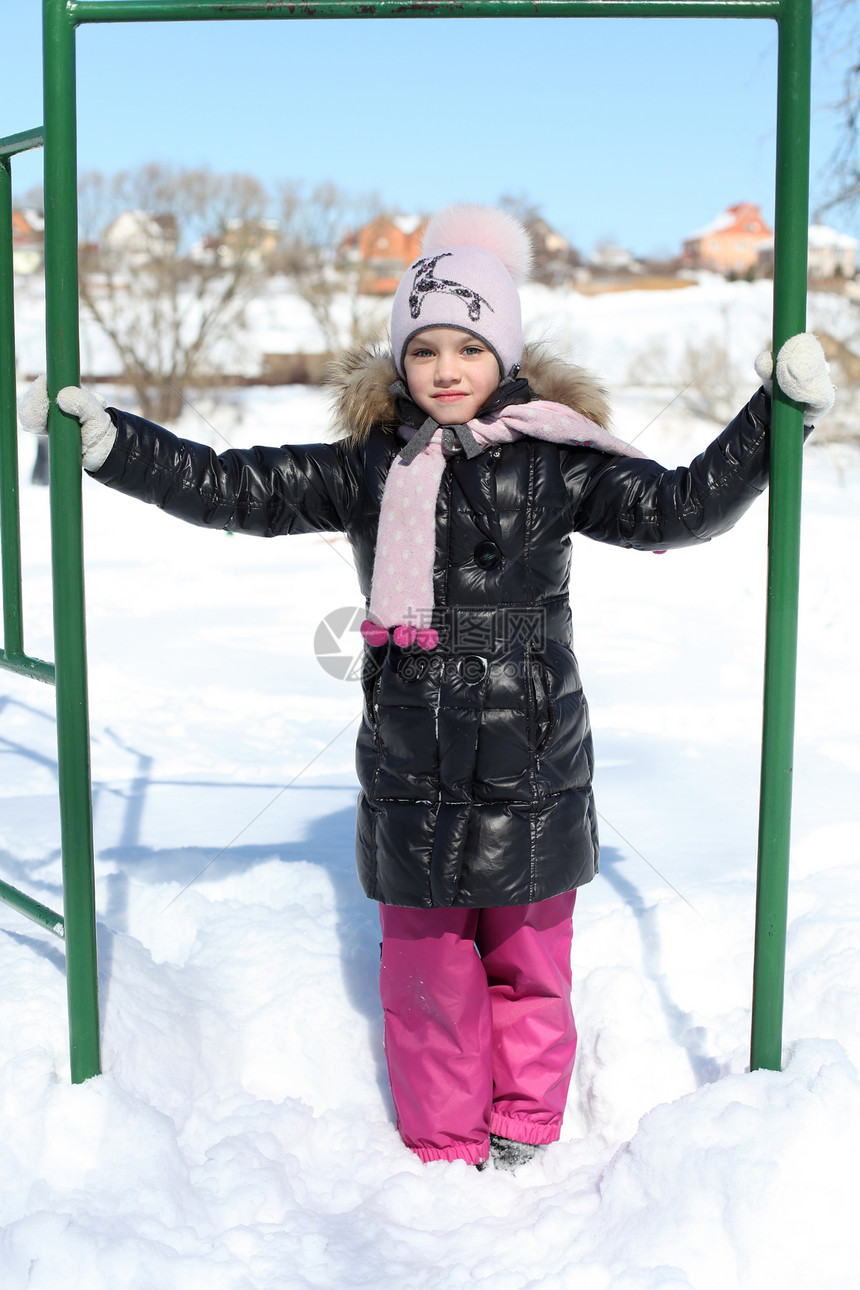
530, 654, 554, 755
371, 647, 442, 800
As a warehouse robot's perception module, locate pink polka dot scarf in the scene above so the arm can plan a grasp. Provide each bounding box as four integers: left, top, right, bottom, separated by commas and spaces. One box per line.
361, 399, 649, 651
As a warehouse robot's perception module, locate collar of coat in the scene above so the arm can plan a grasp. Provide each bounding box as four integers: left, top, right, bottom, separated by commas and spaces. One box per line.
324, 340, 612, 447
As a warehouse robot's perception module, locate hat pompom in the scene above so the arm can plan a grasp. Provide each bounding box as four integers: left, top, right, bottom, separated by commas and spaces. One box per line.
420, 203, 533, 285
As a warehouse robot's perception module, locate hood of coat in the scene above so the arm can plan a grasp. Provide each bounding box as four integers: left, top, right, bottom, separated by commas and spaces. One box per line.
325, 340, 612, 446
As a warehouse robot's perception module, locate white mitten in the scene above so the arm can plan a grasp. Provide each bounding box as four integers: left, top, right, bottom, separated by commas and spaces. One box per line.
754, 333, 835, 425
18, 374, 50, 435
57, 386, 117, 471
18, 376, 117, 471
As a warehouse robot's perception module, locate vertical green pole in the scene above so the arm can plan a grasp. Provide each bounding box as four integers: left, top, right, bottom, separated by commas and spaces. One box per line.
43, 0, 101, 1083
0, 154, 25, 659
750, 0, 812, 1072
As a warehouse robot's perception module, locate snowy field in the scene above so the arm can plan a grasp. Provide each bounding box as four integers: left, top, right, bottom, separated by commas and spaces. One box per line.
2, 280, 860, 1288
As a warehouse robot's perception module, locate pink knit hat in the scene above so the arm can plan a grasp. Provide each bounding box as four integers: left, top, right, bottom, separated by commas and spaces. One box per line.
390, 204, 533, 379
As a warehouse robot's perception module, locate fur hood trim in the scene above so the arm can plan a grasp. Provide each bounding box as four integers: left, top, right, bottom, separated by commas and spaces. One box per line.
325, 341, 612, 445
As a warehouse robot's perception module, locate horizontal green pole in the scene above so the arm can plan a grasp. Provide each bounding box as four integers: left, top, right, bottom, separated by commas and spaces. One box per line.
0, 878, 65, 938
0, 650, 56, 683
68, 0, 783, 23
0, 129, 45, 159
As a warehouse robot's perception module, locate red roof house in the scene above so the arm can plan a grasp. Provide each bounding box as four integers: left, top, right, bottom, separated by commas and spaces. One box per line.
683, 203, 773, 276
342, 214, 427, 295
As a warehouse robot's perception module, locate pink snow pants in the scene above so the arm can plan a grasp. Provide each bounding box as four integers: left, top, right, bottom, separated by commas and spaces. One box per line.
379, 890, 577, 1165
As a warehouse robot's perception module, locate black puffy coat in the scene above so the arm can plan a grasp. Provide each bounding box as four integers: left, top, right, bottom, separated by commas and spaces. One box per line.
92, 348, 771, 909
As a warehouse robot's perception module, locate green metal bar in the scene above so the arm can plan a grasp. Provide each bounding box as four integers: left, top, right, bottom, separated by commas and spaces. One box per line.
0, 129, 45, 159
750, 0, 811, 1072
0, 128, 63, 935
0, 649, 56, 683
0, 154, 26, 660
0, 878, 65, 938
68, 0, 782, 20
0, 133, 55, 686
43, 0, 101, 1084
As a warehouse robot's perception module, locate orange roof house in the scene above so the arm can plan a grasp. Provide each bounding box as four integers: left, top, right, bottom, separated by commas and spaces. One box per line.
342, 214, 427, 295
683, 203, 773, 276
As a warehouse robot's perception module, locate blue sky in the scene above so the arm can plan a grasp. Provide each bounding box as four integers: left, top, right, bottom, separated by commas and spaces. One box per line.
2, 2, 852, 258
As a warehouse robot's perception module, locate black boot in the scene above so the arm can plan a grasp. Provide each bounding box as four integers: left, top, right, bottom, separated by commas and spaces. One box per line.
489, 1133, 543, 1171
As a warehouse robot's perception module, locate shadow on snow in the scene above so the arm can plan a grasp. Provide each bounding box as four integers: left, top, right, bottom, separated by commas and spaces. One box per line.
1, 695, 723, 1095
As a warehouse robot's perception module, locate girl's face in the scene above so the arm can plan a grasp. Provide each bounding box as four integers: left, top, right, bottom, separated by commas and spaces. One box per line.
403, 328, 501, 424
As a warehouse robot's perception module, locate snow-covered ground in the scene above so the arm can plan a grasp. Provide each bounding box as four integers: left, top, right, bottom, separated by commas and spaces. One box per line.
2, 281, 860, 1289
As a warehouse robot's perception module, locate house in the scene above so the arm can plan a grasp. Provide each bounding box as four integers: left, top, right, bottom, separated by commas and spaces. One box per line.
191, 218, 280, 269
221, 217, 279, 268
344, 210, 582, 292
12, 207, 44, 275
806, 224, 858, 278
527, 216, 581, 286
101, 210, 178, 266
755, 223, 859, 281
589, 241, 640, 274
683, 203, 773, 276
342, 214, 427, 295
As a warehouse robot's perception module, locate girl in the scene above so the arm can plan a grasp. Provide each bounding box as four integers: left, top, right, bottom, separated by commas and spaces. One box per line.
21, 204, 834, 1170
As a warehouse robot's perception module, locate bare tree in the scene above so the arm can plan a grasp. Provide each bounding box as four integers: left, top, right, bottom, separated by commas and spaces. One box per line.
78, 163, 271, 423
277, 181, 384, 352
498, 192, 544, 229
498, 192, 582, 286
815, 0, 860, 219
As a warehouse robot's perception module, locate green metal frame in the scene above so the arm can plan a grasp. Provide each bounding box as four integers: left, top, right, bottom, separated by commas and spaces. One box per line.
0, 142, 76, 936
1, 130, 51, 684
1, 126, 101, 1083
0, 0, 811, 1082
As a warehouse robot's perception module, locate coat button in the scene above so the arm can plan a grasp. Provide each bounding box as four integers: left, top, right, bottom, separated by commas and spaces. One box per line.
474, 540, 501, 570
396, 653, 430, 683
458, 655, 488, 684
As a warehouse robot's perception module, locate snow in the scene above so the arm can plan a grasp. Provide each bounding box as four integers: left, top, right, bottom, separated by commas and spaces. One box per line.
392, 215, 424, 237
683, 210, 738, 240
2, 280, 860, 1288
